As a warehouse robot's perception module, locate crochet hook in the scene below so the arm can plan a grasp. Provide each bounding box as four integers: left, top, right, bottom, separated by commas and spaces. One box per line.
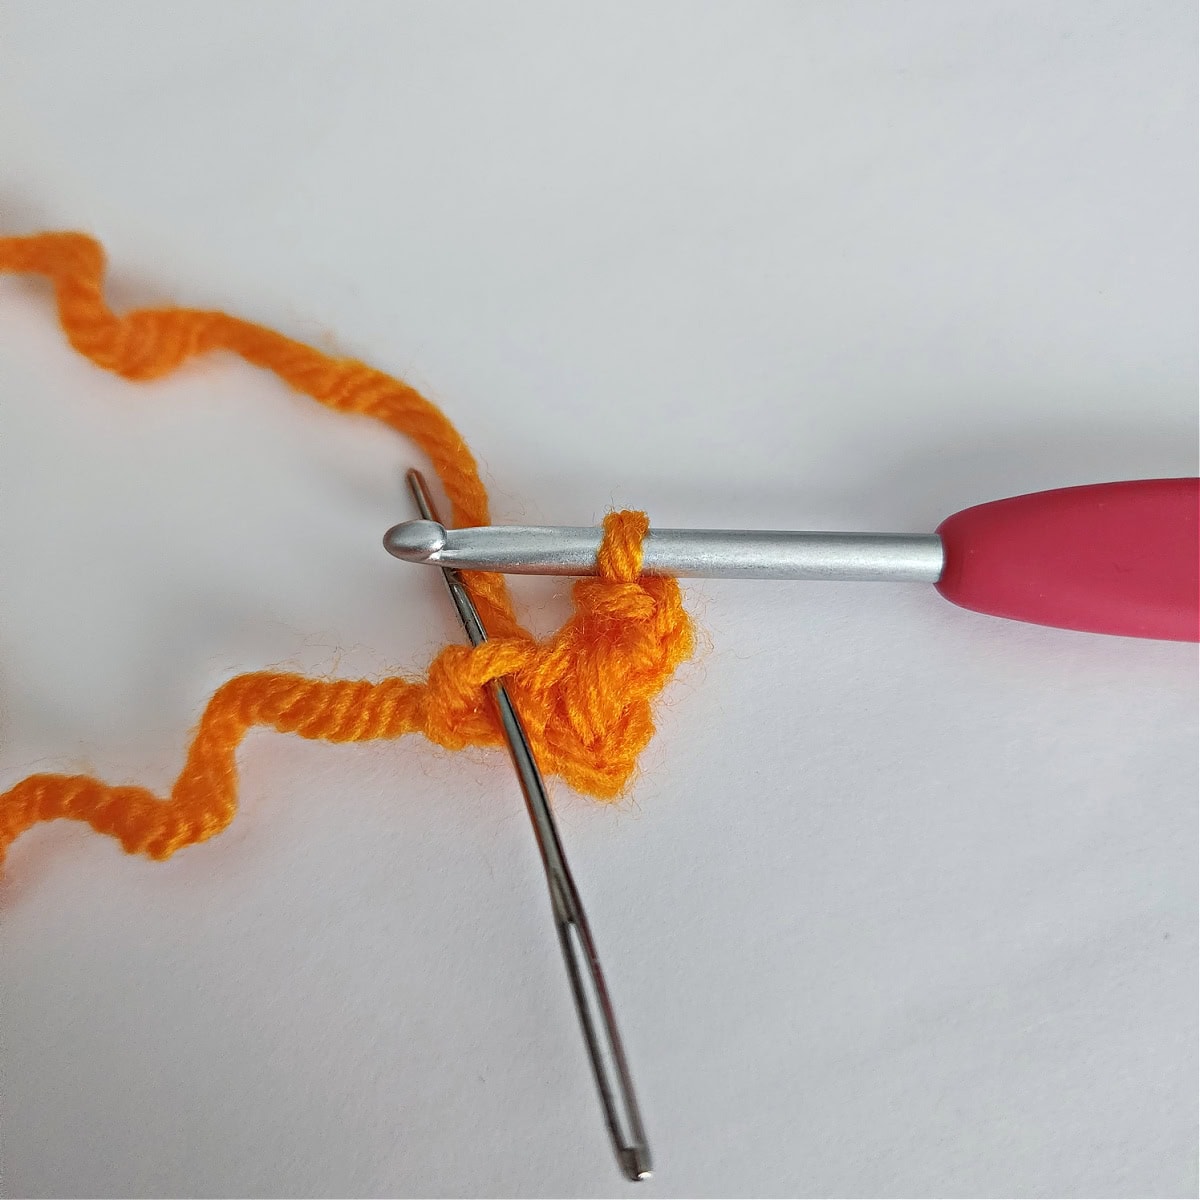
404, 469, 653, 1183
386, 477, 1200, 641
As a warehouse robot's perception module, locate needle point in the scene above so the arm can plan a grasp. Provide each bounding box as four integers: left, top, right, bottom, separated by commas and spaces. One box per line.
621, 1146, 653, 1181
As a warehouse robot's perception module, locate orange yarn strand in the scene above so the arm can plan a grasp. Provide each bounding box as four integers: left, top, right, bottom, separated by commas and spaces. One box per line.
0, 232, 693, 867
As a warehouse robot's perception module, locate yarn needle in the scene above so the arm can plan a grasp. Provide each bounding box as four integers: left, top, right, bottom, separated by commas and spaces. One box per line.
404, 469, 653, 1183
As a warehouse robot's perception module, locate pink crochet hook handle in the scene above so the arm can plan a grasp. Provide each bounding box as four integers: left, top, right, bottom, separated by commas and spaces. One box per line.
935, 478, 1199, 641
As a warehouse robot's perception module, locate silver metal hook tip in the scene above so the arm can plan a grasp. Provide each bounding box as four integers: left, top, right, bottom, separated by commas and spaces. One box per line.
383, 518, 447, 562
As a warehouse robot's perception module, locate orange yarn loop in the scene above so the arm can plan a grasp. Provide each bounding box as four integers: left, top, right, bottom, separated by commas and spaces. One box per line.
0, 232, 693, 867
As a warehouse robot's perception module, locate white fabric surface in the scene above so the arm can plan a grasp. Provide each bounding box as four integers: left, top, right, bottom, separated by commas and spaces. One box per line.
0, 3, 1196, 1196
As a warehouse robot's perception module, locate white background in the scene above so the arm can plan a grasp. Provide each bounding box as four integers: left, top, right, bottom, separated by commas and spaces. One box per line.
0, 3, 1196, 1197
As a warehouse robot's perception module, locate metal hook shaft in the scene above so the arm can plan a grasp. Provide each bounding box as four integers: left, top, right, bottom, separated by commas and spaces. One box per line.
405, 469, 652, 1182
384, 517, 945, 582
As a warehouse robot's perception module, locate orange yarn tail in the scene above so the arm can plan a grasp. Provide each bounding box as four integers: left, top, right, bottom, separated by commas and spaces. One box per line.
0, 232, 693, 867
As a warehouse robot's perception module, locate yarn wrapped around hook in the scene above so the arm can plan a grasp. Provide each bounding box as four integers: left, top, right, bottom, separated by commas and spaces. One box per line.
0, 232, 693, 867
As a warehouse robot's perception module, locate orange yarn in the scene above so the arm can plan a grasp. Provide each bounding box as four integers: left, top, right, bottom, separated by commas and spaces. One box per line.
0, 232, 693, 867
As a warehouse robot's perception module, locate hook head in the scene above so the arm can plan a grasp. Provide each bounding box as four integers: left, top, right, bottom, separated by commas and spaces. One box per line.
384, 518, 447, 562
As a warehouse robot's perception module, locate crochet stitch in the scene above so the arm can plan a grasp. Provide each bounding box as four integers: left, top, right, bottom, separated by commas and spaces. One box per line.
0, 232, 693, 866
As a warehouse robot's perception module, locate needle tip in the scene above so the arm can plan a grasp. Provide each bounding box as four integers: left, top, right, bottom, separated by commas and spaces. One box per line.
384, 518, 447, 562
620, 1147, 653, 1182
